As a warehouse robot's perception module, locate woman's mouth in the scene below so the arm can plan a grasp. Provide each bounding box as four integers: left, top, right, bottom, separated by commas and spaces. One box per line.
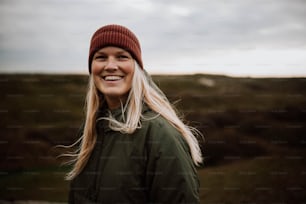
103, 75, 123, 81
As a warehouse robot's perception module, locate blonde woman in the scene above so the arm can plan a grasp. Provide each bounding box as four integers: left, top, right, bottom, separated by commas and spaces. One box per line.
67, 24, 203, 203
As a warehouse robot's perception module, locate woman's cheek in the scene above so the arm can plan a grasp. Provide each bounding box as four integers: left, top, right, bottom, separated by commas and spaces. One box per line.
91, 62, 102, 75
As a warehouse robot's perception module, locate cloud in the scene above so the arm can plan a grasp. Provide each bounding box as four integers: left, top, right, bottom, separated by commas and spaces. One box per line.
0, 0, 305, 76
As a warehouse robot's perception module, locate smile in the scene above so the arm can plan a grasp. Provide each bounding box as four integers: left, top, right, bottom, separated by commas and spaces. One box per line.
103, 75, 124, 81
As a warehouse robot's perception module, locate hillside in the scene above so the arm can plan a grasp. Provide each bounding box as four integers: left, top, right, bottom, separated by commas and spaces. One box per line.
0, 73, 305, 203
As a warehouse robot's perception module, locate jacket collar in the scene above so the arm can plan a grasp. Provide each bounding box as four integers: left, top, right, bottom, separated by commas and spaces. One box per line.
96, 102, 150, 132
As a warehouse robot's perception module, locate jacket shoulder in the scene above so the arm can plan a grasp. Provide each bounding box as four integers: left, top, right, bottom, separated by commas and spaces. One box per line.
141, 109, 191, 155
141, 110, 200, 203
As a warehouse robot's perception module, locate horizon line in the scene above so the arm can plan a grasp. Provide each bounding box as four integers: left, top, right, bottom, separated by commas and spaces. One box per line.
0, 71, 306, 79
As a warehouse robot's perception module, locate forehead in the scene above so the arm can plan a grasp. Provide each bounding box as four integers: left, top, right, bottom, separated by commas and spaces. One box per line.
96, 46, 130, 54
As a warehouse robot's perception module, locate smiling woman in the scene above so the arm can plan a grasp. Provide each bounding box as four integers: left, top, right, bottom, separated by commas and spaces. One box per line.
91, 47, 135, 109
66, 24, 203, 204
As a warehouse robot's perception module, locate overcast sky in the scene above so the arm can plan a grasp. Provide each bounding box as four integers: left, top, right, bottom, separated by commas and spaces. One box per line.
1, 0, 306, 77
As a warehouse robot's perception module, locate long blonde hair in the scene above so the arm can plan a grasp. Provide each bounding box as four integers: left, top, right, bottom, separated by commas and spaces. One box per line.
65, 62, 203, 180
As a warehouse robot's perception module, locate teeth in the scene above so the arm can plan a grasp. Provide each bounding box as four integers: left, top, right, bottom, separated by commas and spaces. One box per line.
104, 76, 123, 81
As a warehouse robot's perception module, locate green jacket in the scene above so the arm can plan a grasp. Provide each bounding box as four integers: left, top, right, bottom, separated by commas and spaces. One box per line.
69, 105, 200, 203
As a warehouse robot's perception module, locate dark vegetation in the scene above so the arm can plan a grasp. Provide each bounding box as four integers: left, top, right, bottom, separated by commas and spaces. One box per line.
0, 74, 305, 203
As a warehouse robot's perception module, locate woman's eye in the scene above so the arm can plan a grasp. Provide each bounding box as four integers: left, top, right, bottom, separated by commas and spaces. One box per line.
118, 55, 129, 60
95, 55, 107, 60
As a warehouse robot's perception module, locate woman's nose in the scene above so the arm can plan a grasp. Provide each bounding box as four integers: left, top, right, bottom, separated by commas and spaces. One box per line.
105, 58, 118, 70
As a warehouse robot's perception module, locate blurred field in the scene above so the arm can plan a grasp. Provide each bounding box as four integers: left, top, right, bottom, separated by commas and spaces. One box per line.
0, 73, 305, 203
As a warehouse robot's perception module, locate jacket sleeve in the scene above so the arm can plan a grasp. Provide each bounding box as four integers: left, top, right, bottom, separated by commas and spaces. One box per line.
68, 181, 75, 204
67, 124, 84, 204
145, 118, 200, 204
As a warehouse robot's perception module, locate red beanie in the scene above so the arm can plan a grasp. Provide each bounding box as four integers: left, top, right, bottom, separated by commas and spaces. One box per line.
88, 24, 143, 73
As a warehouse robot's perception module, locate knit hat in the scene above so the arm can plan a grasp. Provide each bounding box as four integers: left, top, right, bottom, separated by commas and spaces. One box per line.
88, 24, 143, 73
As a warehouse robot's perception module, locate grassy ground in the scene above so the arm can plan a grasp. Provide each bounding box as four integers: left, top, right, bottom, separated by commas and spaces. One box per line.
199, 153, 306, 203
0, 167, 69, 202
0, 73, 305, 202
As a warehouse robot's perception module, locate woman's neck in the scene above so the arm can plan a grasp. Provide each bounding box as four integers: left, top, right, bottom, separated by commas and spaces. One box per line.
105, 95, 128, 110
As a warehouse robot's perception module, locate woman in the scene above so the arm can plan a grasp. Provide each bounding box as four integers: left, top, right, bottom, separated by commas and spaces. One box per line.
67, 24, 203, 203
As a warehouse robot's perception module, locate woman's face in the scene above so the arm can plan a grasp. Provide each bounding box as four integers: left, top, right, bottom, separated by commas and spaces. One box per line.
91, 46, 135, 109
